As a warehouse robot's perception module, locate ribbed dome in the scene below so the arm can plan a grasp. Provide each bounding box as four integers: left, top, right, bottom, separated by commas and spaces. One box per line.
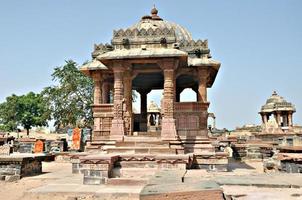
128, 7, 192, 43
130, 19, 192, 43
265, 91, 286, 104
148, 101, 161, 113
260, 91, 296, 113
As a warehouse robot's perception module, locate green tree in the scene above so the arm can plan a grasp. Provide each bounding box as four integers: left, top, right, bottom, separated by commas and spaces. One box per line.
0, 94, 19, 131
42, 60, 94, 130
0, 92, 50, 135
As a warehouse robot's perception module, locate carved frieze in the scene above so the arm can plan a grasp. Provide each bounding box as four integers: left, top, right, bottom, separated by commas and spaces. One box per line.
92, 43, 114, 59
112, 27, 176, 46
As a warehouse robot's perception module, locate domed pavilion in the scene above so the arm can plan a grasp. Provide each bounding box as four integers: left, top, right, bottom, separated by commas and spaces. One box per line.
259, 91, 296, 132
81, 7, 221, 143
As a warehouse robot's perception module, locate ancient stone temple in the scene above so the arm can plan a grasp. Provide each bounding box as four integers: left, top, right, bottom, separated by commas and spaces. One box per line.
81, 7, 220, 149
259, 91, 296, 133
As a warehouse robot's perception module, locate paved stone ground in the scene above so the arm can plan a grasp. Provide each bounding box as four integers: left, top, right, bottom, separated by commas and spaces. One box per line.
1, 160, 302, 200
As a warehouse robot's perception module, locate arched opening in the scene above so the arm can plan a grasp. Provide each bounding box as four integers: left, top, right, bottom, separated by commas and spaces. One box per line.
180, 88, 197, 102
176, 74, 198, 102
132, 72, 164, 133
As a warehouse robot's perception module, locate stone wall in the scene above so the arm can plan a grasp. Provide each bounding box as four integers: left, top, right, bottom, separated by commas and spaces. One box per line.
0, 156, 44, 182
0, 145, 11, 155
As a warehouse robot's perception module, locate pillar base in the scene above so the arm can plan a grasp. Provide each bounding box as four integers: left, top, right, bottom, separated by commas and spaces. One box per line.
161, 118, 177, 141
110, 119, 124, 141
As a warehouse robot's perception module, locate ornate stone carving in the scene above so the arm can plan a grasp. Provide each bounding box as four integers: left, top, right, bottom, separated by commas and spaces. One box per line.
112, 27, 176, 47
113, 100, 123, 119
178, 40, 210, 58
92, 43, 114, 58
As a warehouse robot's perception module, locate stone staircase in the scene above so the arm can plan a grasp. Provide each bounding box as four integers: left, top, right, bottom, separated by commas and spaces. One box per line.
76, 133, 229, 184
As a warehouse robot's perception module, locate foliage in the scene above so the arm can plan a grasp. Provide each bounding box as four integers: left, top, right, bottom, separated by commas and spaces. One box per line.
42, 60, 94, 129
0, 92, 50, 134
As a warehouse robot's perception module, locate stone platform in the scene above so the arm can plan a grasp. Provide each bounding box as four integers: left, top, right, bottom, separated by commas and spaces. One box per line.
16, 161, 302, 200
78, 135, 229, 185
0, 153, 52, 182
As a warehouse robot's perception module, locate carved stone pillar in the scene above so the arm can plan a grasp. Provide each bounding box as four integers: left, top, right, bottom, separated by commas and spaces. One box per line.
93, 73, 102, 105
123, 71, 133, 135
102, 81, 110, 103
263, 114, 268, 124
197, 68, 208, 102
93, 72, 102, 133
110, 64, 125, 141
137, 89, 150, 132
160, 60, 178, 140
288, 112, 293, 127
276, 112, 281, 127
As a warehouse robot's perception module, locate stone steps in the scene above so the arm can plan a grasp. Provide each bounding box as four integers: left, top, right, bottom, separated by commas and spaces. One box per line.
112, 167, 158, 178
115, 141, 169, 147
107, 177, 148, 185
105, 147, 177, 154
117, 161, 158, 168
124, 136, 162, 142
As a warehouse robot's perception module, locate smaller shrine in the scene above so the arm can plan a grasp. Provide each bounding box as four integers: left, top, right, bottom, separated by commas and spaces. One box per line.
259, 91, 296, 133
147, 101, 161, 132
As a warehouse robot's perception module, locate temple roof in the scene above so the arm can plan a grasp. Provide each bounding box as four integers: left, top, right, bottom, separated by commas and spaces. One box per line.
80, 59, 107, 75
129, 7, 192, 43
260, 91, 296, 113
98, 48, 187, 61
148, 101, 161, 113
80, 7, 221, 88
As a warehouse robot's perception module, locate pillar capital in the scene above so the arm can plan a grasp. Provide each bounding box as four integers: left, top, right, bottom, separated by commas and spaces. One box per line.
158, 58, 179, 70
92, 71, 103, 81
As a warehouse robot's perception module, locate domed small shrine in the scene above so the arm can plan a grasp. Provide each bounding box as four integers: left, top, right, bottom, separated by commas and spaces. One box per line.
81, 7, 221, 142
259, 91, 296, 132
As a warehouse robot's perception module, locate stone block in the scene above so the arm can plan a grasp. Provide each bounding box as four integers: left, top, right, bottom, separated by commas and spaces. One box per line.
0, 145, 11, 155
0, 175, 5, 180
5, 175, 20, 182
72, 163, 80, 174
83, 176, 106, 185
80, 163, 110, 171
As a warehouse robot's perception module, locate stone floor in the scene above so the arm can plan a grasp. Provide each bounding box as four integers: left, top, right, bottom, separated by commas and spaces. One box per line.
0, 160, 302, 200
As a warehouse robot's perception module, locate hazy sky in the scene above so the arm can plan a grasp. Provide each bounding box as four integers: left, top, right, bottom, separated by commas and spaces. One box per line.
0, 1, 301, 129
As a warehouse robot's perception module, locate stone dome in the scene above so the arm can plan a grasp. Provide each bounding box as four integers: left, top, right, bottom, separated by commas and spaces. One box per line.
148, 101, 161, 113
260, 91, 296, 113
128, 7, 192, 43
265, 91, 286, 104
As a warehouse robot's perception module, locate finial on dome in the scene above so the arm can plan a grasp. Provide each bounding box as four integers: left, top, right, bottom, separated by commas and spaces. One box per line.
151, 5, 158, 15
150, 5, 162, 20
272, 91, 277, 96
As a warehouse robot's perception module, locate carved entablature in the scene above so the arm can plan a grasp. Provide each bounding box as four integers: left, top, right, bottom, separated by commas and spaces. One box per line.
92, 43, 114, 59
178, 39, 210, 58
111, 27, 177, 48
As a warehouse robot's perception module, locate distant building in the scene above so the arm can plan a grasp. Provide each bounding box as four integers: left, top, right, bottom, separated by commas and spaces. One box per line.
259, 91, 296, 133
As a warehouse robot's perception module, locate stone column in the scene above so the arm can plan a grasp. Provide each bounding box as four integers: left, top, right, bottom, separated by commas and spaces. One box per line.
197, 68, 208, 102
212, 116, 216, 129
123, 72, 133, 135
102, 81, 110, 104
93, 73, 102, 105
261, 114, 268, 125
288, 112, 293, 127
110, 64, 125, 141
93, 72, 102, 133
160, 60, 178, 140
137, 89, 150, 132
276, 112, 281, 127
264, 114, 268, 125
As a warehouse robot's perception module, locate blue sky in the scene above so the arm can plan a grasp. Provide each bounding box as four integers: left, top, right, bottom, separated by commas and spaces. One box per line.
0, 1, 301, 129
